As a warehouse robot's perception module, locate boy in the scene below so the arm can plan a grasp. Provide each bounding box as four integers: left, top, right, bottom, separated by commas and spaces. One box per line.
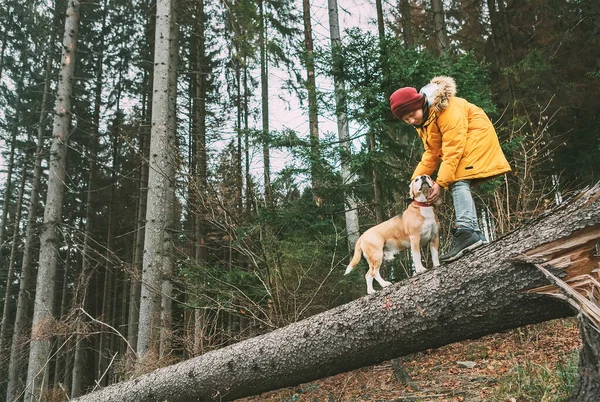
389, 76, 511, 262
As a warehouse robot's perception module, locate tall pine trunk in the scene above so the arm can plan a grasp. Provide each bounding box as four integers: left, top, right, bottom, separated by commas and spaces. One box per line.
137, 0, 177, 360
127, 88, 151, 359
0, 46, 26, 374
0, 160, 27, 385
188, 0, 209, 356
160, 3, 178, 358
302, 0, 322, 201
24, 2, 80, 400
370, 0, 386, 224
431, 0, 449, 55
258, 0, 272, 208
92, 4, 111, 386
127, 0, 155, 359
5, 41, 55, 402
327, 0, 360, 249
398, 0, 414, 47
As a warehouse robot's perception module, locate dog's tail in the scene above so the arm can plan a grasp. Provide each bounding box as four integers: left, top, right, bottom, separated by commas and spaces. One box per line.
344, 238, 363, 275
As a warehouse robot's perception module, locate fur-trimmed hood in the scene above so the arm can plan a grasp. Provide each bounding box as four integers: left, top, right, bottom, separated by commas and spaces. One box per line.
420, 76, 457, 115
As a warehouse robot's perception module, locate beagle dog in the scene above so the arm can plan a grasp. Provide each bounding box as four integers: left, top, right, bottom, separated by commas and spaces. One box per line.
345, 175, 441, 294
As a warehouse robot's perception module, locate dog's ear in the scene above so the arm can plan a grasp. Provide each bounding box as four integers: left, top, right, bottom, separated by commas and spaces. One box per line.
409, 181, 415, 199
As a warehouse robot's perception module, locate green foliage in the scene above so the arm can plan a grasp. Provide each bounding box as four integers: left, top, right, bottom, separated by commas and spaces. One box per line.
473, 176, 505, 196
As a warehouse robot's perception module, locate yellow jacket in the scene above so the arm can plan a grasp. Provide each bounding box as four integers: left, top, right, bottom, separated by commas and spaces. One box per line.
412, 76, 511, 189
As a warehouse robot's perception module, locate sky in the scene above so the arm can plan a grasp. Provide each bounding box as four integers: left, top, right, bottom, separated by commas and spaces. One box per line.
259, 0, 381, 180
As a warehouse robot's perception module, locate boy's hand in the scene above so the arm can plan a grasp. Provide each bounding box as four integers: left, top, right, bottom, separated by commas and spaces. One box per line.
427, 183, 442, 203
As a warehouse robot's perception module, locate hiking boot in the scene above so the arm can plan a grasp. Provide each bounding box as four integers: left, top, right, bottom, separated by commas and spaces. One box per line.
440, 228, 483, 263
475, 230, 488, 244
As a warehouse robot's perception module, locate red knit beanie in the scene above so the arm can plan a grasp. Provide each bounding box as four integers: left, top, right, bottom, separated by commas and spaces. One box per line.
389, 87, 424, 120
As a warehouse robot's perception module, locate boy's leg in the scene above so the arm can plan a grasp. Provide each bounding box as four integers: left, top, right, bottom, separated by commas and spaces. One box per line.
452, 180, 479, 231
440, 180, 483, 262
452, 180, 486, 241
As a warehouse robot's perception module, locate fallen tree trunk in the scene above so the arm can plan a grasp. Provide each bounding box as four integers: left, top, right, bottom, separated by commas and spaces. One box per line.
74, 185, 600, 402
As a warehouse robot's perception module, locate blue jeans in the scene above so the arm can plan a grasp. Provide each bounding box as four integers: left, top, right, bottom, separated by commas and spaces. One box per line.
450, 180, 480, 232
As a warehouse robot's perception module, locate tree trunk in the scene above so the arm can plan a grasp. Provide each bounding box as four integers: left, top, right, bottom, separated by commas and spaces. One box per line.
568, 316, 600, 401
160, 3, 178, 358
70, 320, 88, 398
0, 47, 25, 374
53, 242, 71, 388
24, 2, 80, 401
431, 0, 449, 55
137, 0, 177, 359
189, 0, 209, 357
242, 62, 251, 217
93, 5, 109, 386
0, 158, 26, 383
258, 0, 272, 208
127, 125, 149, 359
191, 0, 208, 262
369, 131, 384, 224
398, 0, 414, 47
0, 4, 8, 78
327, 0, 360, 250
72, 184, 600, 402
372, 0, 385, 224
5, 39, 54, 402
302, 0, 321, 201
127, 0, 154, 361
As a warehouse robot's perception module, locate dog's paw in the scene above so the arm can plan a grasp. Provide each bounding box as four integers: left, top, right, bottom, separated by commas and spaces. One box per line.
381, 281, 392, 287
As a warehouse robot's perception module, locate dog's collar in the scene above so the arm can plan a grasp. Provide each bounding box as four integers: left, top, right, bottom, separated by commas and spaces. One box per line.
412, 200, 433, 208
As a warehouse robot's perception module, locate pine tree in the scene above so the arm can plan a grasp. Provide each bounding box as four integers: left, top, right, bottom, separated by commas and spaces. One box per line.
137, 0, 178, 361
24, 2, 80, 400
327, 0, 360, 250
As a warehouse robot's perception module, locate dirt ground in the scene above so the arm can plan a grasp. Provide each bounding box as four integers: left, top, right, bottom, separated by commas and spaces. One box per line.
237, 318, 581, 402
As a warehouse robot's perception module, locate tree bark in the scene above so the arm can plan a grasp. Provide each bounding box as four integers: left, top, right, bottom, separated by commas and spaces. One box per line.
431, 0, 449, 55
92, 3, 109, 387
188, 0, 208, 357
398, 0, 414, 47
72, 184, 600, 402
369, 130, 384, 224
568, 316, 600, 401
302, 0, 322, 201
160, 2, 178, 358
0, 156, 26, 383
0, 44, 25, 374
5, 37, 55, 402
127, 0, 154, 361
24, 2, 80, 401
137, 0, 177, 358
258, 0, 272, 208
327, 0, 360, 250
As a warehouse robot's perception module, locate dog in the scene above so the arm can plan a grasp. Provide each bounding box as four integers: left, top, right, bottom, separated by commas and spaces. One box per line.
345, 175, 441, 294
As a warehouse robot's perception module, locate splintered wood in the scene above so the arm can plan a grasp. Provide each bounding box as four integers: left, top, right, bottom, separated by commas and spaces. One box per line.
526, 226, 600, 329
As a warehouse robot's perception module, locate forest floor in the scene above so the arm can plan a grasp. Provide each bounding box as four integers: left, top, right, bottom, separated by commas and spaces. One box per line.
237, 318, 581, 402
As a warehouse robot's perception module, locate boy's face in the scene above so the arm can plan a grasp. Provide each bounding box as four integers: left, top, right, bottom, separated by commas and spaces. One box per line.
401, 108, 424, 126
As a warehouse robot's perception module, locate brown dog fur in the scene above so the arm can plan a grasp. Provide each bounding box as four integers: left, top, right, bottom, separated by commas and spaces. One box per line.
345, 175, 441, 294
